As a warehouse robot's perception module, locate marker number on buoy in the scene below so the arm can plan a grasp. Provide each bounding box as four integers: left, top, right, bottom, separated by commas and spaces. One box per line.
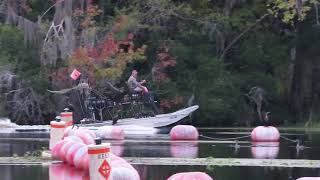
99, 159, 111, 179
98, 153, 108, 159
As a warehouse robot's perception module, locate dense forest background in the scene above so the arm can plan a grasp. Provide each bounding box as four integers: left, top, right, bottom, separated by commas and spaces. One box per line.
0, 0, 319, 127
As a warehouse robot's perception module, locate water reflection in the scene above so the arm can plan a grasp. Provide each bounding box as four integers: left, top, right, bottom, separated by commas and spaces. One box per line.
170, 142, 198, 158
0, 141, 46, 157
49, 163, 89, 180
0, 129, 320, 160
251, 142, 279, 159
1, 164, 319, 180
123, 143, 171, 157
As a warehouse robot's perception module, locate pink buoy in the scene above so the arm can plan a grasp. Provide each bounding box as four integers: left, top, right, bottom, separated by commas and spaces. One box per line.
75, 130, 95, 145
111, 127, 125, 140
167, 172, 213, 180
170, 125, 199, 140
60, 141, 76, 162
112, 167, 139, 180
251, 142, 279, 159
64, 135, 84, 144
80, 153, 89, 171
64, 126, 77, 137
51, 140, 68, 160
109, 153, 140, 180
82, 129, 96, 139
73, 146, 89, 170
66, 143, 85, 165
111, 143, 124, 157
96, 126, 125, 140
251, 126, 280, 142
170, 142, 198, 158
297, 178, 320, 180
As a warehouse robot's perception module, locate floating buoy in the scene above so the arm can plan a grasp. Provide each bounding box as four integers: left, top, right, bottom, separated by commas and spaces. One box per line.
95, 126, 125, 140
66, 143, 85, 165
111, 143, 124, 157
64, 126, 77, 137
80, 153, 89, 171
251, 126, 280, 142
73, 146, 89, 170
167, 172, 213, 180
64, 135, 84, 144
170, 125, 199, 140
88, 139, 112, 180
60, 141, 76, 162
112, 167, 137, 180
109, 153, 140, 180
82, 129, 96, 139
51, 140, 68, 159
75, 130, 95, 145
170, 142, 198, 158
251, 142, 279, 159
50, 119, 66, 150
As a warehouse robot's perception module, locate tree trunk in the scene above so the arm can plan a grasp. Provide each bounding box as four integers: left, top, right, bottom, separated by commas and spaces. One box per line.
290, 22, 320, 123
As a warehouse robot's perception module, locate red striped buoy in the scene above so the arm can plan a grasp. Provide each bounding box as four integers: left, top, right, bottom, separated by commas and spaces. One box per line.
50, 119, 66, 150
88, 140, 111, 180
61, 109, 73, 126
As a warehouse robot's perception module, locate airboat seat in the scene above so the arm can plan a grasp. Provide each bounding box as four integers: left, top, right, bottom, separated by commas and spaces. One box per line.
125, 83, 142, 100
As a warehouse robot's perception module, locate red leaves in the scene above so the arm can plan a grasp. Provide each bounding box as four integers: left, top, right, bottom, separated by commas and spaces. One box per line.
158, 53, 177, 68
153, 45, 177, 84
97, 33, 119, 62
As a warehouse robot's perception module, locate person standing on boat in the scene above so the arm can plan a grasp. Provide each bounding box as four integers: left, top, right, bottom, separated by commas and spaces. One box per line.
127, 69, 159, 114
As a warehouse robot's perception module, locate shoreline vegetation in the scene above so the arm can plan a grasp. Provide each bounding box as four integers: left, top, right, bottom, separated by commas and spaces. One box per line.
0, 1, 319, 127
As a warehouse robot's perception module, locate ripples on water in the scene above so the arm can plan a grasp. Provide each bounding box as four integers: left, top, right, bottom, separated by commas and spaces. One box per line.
0, 120, 320, 179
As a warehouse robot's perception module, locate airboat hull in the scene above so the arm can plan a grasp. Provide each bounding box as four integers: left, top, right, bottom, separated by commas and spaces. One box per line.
83, 105, 199, 128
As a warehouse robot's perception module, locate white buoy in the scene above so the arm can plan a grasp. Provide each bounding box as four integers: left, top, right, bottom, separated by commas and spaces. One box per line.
88, 139, 112, 180
61, 108, 73, 126
50, 117, 66, 150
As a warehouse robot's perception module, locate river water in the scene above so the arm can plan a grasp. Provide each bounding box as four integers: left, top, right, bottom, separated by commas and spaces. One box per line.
0, 127, 319, 180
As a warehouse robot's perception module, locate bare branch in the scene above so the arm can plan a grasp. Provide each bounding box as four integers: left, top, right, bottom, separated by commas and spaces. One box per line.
220, 13, 269, 60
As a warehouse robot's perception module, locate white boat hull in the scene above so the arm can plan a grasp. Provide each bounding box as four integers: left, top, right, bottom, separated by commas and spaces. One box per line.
83, 105, 199, 128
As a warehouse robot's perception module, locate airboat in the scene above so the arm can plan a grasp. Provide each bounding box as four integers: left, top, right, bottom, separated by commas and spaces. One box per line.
81, 105, 199, 128
48, 82, 199, 128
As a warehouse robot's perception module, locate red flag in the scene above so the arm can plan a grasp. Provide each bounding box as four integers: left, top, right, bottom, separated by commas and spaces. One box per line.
70, 69, 81, 80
